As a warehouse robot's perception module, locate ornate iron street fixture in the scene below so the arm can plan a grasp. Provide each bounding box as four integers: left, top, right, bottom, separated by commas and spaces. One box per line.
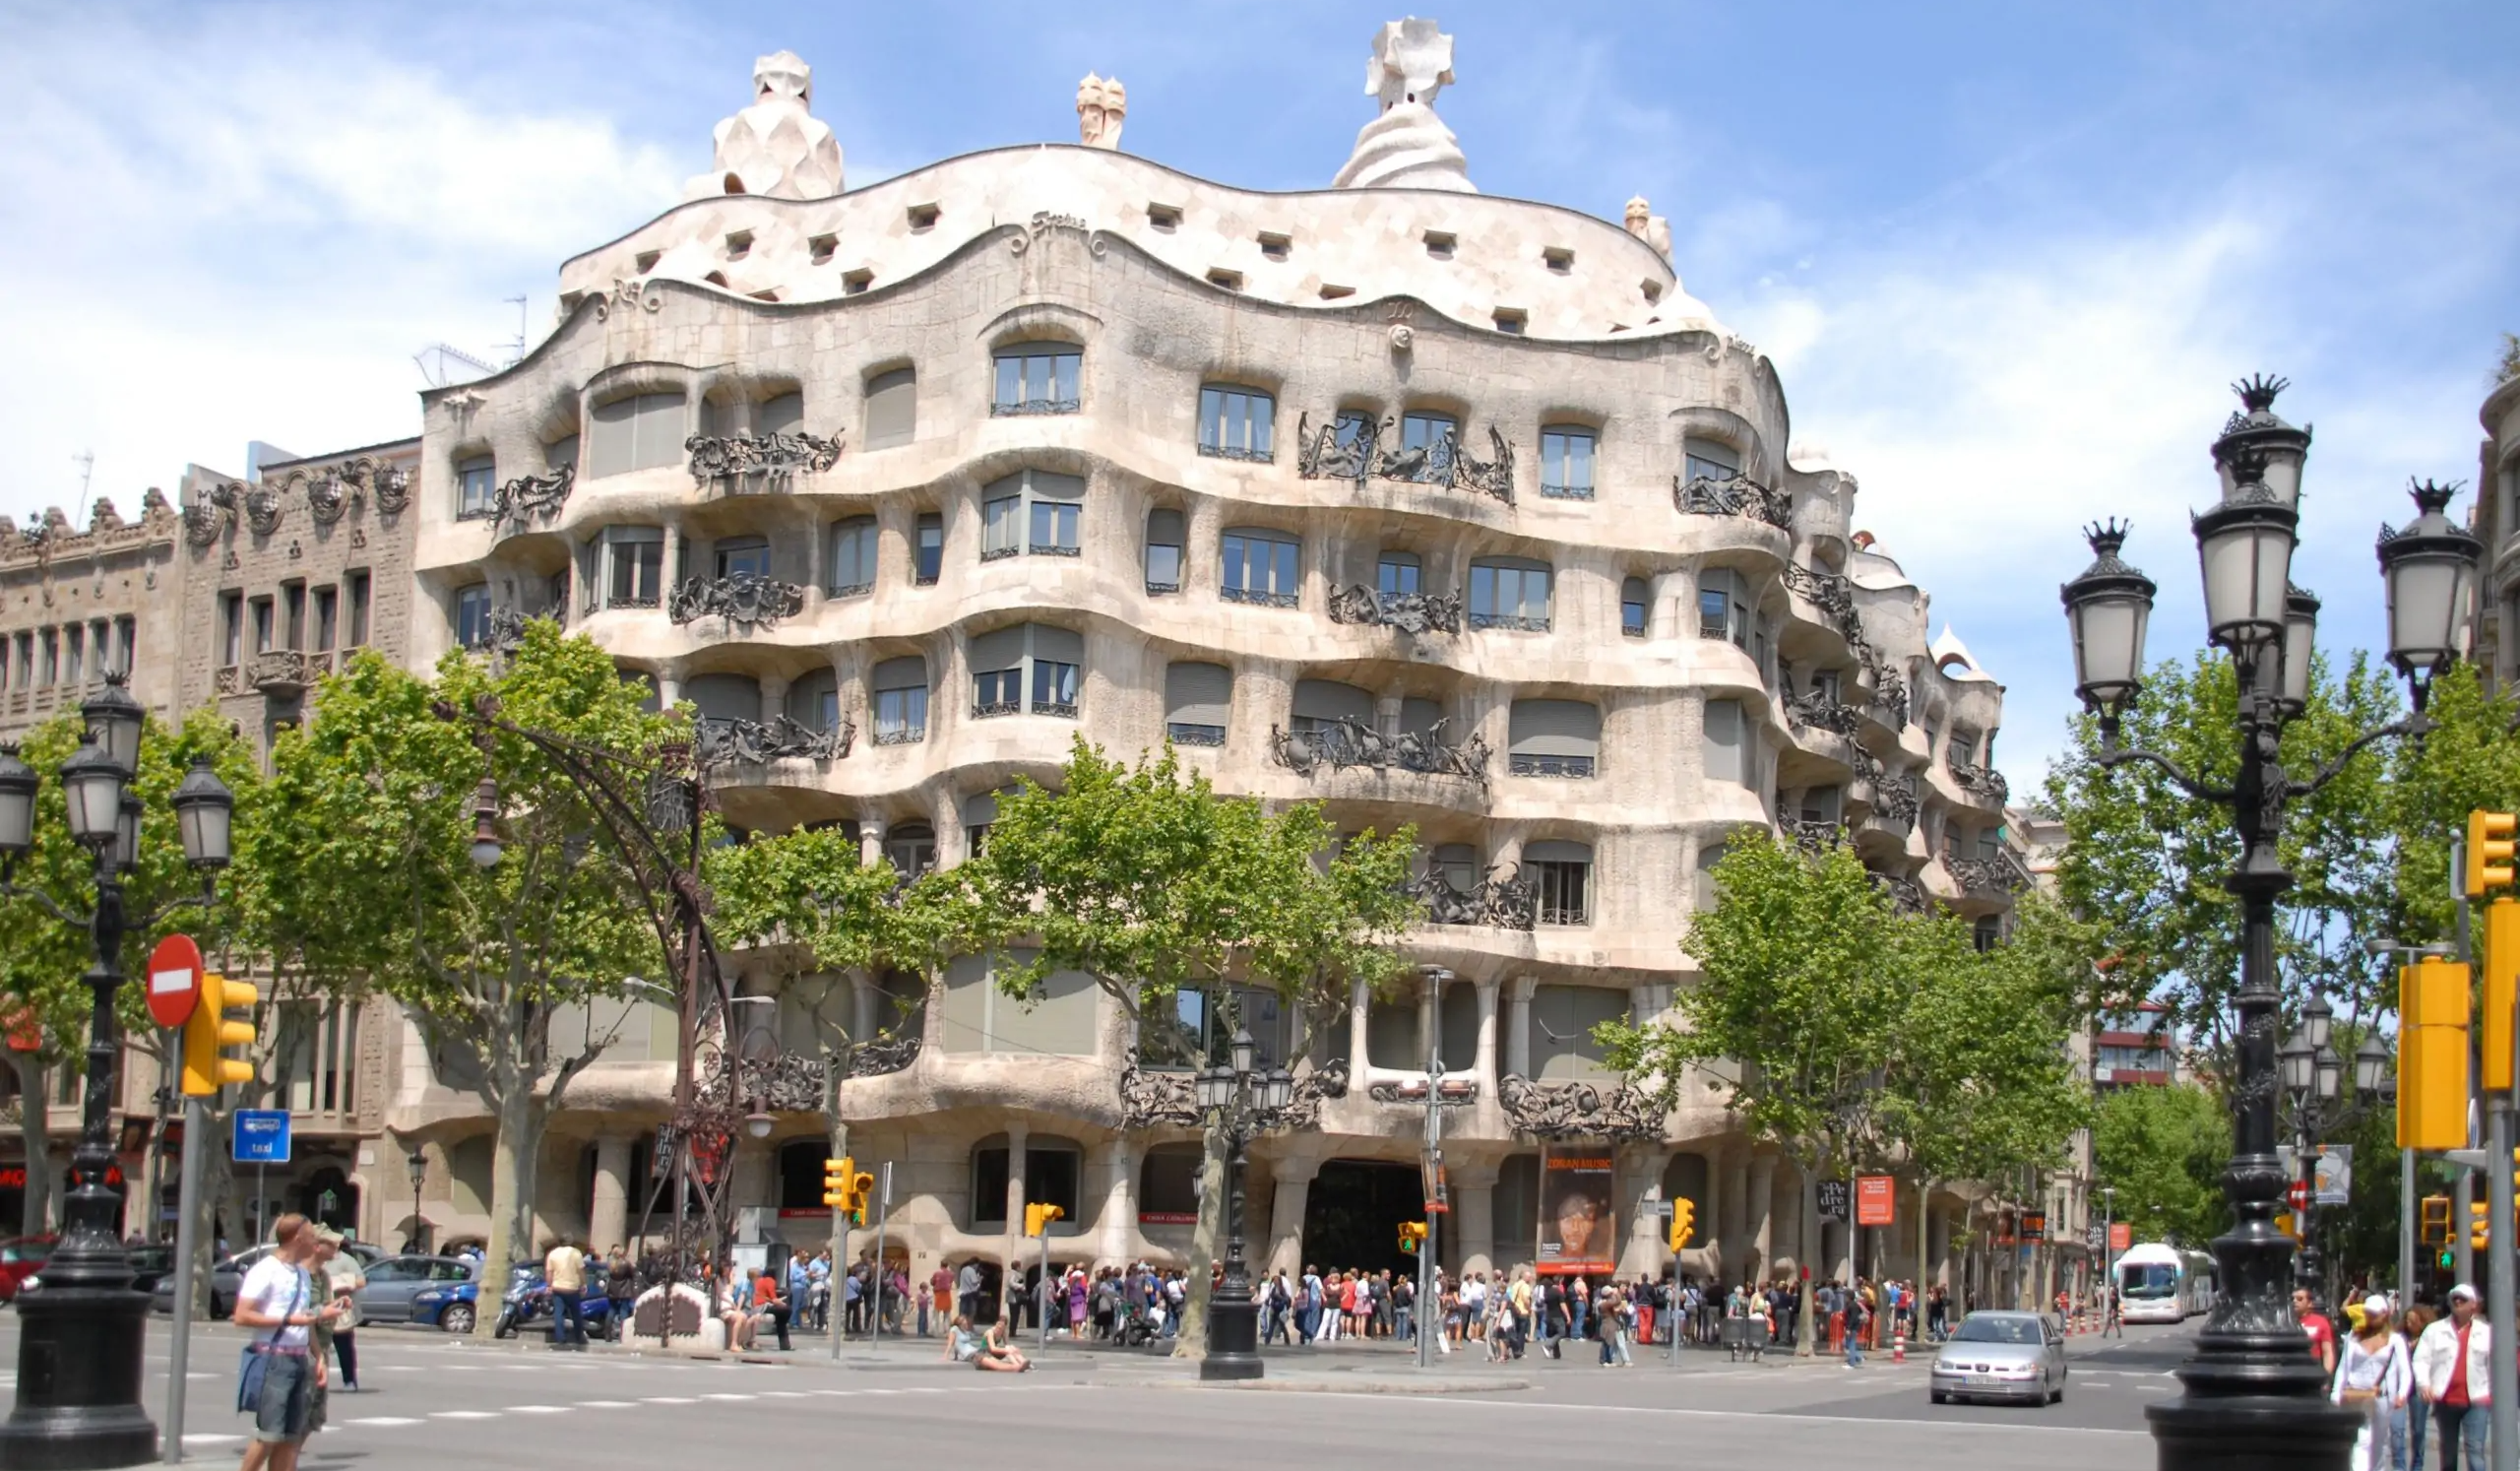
2056, 376, 2475, 1471
2275, 994, 2392, 1296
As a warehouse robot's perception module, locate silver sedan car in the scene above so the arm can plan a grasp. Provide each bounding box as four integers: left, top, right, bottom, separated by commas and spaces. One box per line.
1928, 1311, 2067, 1406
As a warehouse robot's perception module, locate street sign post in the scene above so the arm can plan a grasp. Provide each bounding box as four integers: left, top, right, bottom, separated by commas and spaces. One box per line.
233, 1110, 292, 1247
149, 933, 205, 1462
145, 934, 203, 1031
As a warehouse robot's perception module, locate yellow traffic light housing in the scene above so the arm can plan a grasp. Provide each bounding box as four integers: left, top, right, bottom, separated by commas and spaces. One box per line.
179, 974, 257, 1097
849, 1171, 873, 1225
2423, 1194, 2454, 1245
2473, 1200, 2491, 1252
2469, 810, 2518, 898
823, 1156, 854, 1209
1670, 1197, 1697, 1252
1024, 1202, 1065, 1237
1397, 1221, 1427, 1254
2401, 959, 2474, 1151
2488, 899, 2520, 1093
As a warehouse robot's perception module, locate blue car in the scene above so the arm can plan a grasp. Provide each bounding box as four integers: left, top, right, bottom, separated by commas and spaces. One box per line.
409, 1276, 484, 1335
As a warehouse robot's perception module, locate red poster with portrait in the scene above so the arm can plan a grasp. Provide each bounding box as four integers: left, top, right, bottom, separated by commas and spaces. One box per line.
1536, 1149, 1616, 1276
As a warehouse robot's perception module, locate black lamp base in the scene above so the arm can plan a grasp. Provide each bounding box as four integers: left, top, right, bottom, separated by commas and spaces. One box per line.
0, 1286, 156, 1470
2148, 1393, 2362, 1471
1199, 1294, 1264, 1381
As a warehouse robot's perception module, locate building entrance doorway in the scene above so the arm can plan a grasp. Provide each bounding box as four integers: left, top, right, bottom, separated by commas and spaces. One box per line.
1300, 1159, 1421, 1278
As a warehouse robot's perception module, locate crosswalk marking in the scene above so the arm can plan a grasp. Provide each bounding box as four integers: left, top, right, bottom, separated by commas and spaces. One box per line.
431, 1410, 498, 1420
642, 1395, 699, 1404
344, 1416, 423, 1427
508, 1405, 571, 1414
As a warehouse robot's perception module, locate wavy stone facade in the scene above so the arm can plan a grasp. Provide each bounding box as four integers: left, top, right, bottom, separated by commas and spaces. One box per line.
387, 42, 2020, 1291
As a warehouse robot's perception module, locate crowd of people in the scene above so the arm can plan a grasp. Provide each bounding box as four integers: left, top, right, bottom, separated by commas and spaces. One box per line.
2296, 1281, 2493, 1471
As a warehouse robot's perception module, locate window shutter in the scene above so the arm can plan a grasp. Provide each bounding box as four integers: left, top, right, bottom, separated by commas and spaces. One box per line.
1292, 679, 1374, 724
872, 655, 927, 691
1028, 623, 1084, 666
757, 392, 804, 436
1026, 470, 1086, 502
1166, 662, 1232, 727
1704, 698, 1744, 784
961, 788, 1002, 830
1399, 697, 1444, 736
1524, 839, 1592, 864
545, 435, 579, 472
632, 392, 687, 472
684, 673, 760, 724
1147, 507, 1184, 545
967, 627, 1024, 673
786, 669, 838, 726
588, 397, 638, 479
865, 369, 916, 449
1508, 699, 1601, 759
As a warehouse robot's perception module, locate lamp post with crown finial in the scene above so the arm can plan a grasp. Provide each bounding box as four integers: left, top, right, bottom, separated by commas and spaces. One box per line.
0, 672, 233, 1469
2057, 376, 2479, 1471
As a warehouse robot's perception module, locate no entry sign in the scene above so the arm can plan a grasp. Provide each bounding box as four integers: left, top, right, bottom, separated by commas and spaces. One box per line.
147, 933, 204, 1030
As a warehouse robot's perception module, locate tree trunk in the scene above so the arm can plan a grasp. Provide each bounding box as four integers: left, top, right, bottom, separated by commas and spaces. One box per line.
1915, 1177, 1930, 1306
1171, 1122, 1229, 1359
479, 1077, 542, 1338
8, 1054, 53, 1238
1795, 1168, 1818, 1357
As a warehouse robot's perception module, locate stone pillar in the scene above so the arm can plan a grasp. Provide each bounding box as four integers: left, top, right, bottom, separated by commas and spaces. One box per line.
759, 673, 789, 725
1374, 691, 1403, 739
851, 976, 879, 1047
661, 523, 685, 591
590, 1136, 632, 1252
1264, 1157, 1319, 1276
1473, 977, 1500, 1093
1620, 1144, 1672, 1279
1748, 1152, 1778, 1283
1001, 1126, 1029, 1279
1700, 1147, 1727, 1283
1505, 976, 1536, 1079
655, 673, 682, 712
1093, 1137, 1136, 1265
858, 813, 883, 870
1451, 1160, 1499, 1278
1346, 978, 1370, 1075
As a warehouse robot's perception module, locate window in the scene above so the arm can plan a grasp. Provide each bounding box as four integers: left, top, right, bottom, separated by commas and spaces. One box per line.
13, 633, 32, 691
871, 656, 928, 743
787, 669, 840, 733
1220, 527, 1300, 607
1950, 728, 1981, 767
1978, 824, 2002, 863
962, 788, 1006, 855
1197, 386, 1275, 461
828, 517, 877, 597
979, 470, 1084, 560
37, 630, 56, 686
456, 456, 496, 519
1508, 699, 1601, 779
1703, 698, 1747, 787
1378, 551, 1422, 599
991, 343, 1081, 416
1799, 786, 1843, 825
219, 593, 244, 668
1923, 716, 1943, 758
544, 435, 579, 474
1401, 411, 1457, 463
346, 571, 371, 648
603, 527, 664, 608
251, 598, 275, 655
1468, 557, 1551, 632
714, 536, 770, 580
756, 391, 804, 436
1683, 435, 1741, 484
1527, 840, 1594, 926
1290, 680, 1375, 759
1424, 843, 1480, 895
1974, 915, 2002, 953
454, 585, 493, 649
885, 822, 937, 879
1539, 427, 1596, 499
61, 624, 82, 686
914, 513, 943, 585
587, 390, 688, 478
1697, 567, 1750, 647
312, 588, 338, 652
685, 673, 761, 737
1145, 508, 1184, 593
1165, 662, 1231, 746
1621, 577, 1650, 638
1811, 669, 1843, 704
1942, 822, 1963, 863
865, 367, 916, 450
969, 624, 1082, 719
282, 583, 305, 650
0, 640, 11, 693
1693, 838, 1729, 911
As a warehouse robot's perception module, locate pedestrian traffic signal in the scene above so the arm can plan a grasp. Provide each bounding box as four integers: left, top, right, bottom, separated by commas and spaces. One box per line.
823, 1155, 855, 1210
1025, 1203, 1065, 1237
1669, 1197, 1696, 1252
1397, 1222, 1427, 1255
2468, 810, 2518, 898
179, 973, 257, 1097
2422, 1194, 2454, 1246
2400, 958, 2473, 1151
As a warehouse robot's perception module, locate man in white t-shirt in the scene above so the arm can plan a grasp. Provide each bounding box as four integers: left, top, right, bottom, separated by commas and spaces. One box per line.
233, 1213, 337, 1470
545, 1240, 588, 1349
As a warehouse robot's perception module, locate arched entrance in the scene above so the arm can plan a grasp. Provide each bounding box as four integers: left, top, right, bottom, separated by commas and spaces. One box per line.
1299, 1159, 1420, 1277
295, 1167, 358, 1235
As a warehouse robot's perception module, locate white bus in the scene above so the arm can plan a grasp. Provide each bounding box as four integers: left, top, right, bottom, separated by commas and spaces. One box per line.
2114, 1243, 2215, 1323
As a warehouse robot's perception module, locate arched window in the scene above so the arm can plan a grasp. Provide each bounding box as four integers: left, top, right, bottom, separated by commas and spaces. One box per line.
1683, 435, 1740, 484
714, 535, 769, 579
1508, 699, 1601, 779
1621, 577, 1650, 638
1145, 508, 1184, 593
1526, 840, 1594, 926
602, 526, 664, 608
828, 517, 877, 597
1290, 679, 1374, 754
864, 367, 916, 450
588, 390, 688, 478
871, 656, 927, 743
980, 470, 1085, 560
786, 669, 839, 733
685, 673, 760, 730
757, 391, 804, 436
1197, 385, 1276, 461
777, 1140, 827, 1210
1973, 915, 2003, 952
1702, 699, 1746, 787
1469, 557, 1552, 632
990, 344, 1081, 416
1221, 527, 1300, 606
1693, 838, 1729, 911
969, 624, 1083, 719
884, 822, 936, 879
969, 1134, 1084, 1229
1539, 425, 1596, 499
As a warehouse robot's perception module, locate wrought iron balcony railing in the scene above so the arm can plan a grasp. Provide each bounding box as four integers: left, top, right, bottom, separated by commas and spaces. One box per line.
1785, 688, 1866, 739
1507, 752, 1595, 779
1294, 412, 1516, 503
1948, 759, 2011, 803
1947, 853, 2031, 896
1672, 472, 1792, 529
684, 430, 844, 493
871, 724, 925, 746
1538, 481, 1594, 501
1782, 815, 1847, 854
1221, 585, 1299, 608
1401, 863, 1539, 930
990, 396, 1081, 417
666, 573, 806, 631
972, 699, 1019, 720
1166, 722, 1226, 747
1325, 584, 1463, 635
695, 714, 854, 768
1468, 612, 1550, 634
1269, 716, 1489, 789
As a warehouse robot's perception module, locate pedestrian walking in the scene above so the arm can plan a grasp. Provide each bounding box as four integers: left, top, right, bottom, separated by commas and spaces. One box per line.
2414, 1286, 2491, 1471
604, 1247, 637, 1341
231, 1213, 336, 1471
317, 1228, 362, 1391
2334, 1294, 2412, 1471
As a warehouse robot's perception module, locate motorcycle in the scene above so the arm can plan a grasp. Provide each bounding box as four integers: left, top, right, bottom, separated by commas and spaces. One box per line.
494, 1272, 618, 1341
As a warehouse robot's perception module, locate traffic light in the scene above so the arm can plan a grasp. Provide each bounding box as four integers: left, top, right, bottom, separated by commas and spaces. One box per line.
2400, 957, 2474, 1151
1397, 1222, 1427, 1255
823, 1156, 855, 1209
1025, 1203, 1065, 1237
179, 974, 257, 1096
2470, 810, 2518, 898
847, 1168, 873, 1225
2489, 898, 2520, 1093
1669, 1197, 1697, 1252
2423, 1194, 2454, 1246
2473, 1200, 2491, 1252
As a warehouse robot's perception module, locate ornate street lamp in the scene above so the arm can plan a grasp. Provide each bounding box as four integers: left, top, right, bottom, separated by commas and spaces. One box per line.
2058, 377, 2470, 1471
406, 1147, 429, 1253
0, 673, 232, 1468
1199, 1025, 1301, 1382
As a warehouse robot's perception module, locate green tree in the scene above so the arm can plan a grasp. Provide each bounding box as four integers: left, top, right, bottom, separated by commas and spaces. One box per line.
2386, 664, 2520, 943
258, 623, 668, 1317
944, 737, 1418, 1357
2091, 1081, 2228, 1248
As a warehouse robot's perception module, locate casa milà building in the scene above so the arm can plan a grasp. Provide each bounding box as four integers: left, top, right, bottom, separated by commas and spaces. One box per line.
394, 25, 2022, 1296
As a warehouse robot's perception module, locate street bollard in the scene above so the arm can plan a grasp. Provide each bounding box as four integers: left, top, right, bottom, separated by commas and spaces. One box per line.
1892, 1321, 1905, 1363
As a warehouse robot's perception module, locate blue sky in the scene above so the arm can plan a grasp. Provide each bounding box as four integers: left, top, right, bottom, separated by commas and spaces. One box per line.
1, 1, 2513, 781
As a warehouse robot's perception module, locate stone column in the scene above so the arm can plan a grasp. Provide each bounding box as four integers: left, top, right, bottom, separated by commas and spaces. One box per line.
661, 523, 685, 591
1619, 1144, 1673, 1279
1093, 1137, 1136, 1265
858, 814, 883, 869
1375, 691, 1403, 739
1001, 1126, 1029, 1280
1473, 977, 1500, 1093
590, 1136, 632, 1252
1698, 1147, 1726, 1282
1346, 978, 1370, 1074
1504, 977, 1536, 1079
1450, 1159, 1499, 1278
655, 673, 682, 711
1264, 1157, 1319, 1276
759, 673, 789, 725
851, 976, 879, 1047
1748, 1152, 1778, 1283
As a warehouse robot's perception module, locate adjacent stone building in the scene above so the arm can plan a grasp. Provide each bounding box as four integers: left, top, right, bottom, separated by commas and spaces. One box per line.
388, 31, 2024, 1295
2467, 368, 2520, 689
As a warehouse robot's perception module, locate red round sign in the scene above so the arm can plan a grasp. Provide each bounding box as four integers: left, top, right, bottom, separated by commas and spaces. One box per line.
146, 933, 205, 1030
2286, 1181, 2309, 1211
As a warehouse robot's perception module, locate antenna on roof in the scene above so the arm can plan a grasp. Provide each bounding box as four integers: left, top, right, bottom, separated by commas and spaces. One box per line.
412, 343, 499, 389
503, 296, 528, 365
72, 449, 94, 500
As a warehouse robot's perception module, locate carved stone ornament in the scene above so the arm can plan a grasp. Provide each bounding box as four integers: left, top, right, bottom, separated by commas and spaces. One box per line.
1495, 1072, 1665, 1141
666, 572, 806, 631
595, 279, 663, 320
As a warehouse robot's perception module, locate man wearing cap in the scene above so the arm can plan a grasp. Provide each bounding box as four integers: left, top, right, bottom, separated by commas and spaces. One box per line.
314, 1227, 363, 1392
2415, 1284, 2492, 1471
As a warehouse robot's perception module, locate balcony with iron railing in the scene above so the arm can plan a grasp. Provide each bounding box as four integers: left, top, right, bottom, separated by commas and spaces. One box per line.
684, 429, 844, 494
1294, 412, 1516, 505
1400, 863, 1539, 930
1325, 585, 1463, 636
1269, 717, 1490, 790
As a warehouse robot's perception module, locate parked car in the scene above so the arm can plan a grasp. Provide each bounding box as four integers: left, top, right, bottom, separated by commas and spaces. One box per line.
1928, 1311, 2068, 1406
410, 1277, 485, 1334
349, 1255, 476, 1326
124, 1247, 175, 1298
149, 1241, 385, 1317
0, 1238, 53, 1302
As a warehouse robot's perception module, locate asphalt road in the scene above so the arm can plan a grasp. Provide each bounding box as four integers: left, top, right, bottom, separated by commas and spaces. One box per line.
0, 1315, 2194, 1469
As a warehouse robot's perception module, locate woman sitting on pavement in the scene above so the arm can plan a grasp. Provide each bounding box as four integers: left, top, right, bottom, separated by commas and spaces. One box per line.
943, 1313, 1030, 1372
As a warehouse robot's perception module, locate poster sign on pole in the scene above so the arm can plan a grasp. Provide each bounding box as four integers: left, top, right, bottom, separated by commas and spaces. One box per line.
1856, 1175, 1895, 1227
1534, 1148, 1615, 1276
2108, 1221, 2132, 1251
2313, 1146, 2353, 1205
1817, 1180, 1850, 1223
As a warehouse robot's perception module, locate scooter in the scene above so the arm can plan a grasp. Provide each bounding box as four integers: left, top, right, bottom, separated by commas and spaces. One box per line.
495, 1274, 617, 1340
